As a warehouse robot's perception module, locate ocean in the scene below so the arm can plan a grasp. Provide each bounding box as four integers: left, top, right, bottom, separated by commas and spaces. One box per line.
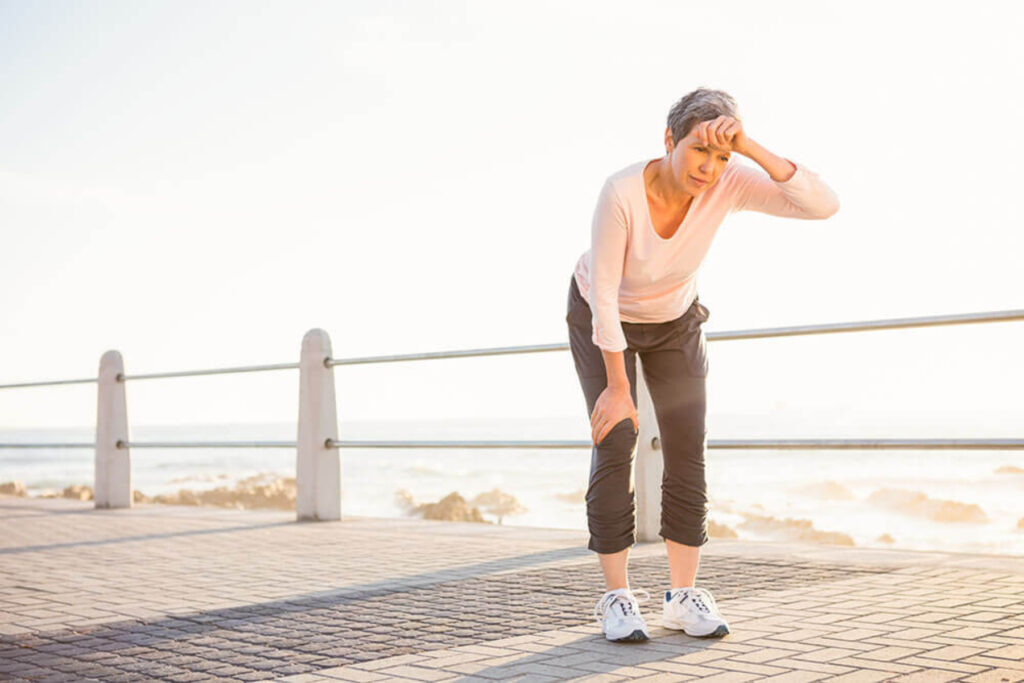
1, 414, 1022, 556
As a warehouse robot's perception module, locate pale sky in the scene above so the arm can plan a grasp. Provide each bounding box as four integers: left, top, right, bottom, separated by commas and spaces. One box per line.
1, 0, 1022, 435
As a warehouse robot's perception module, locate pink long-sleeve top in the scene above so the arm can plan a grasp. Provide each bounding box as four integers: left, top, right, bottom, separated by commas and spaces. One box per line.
572, 157, 840, 352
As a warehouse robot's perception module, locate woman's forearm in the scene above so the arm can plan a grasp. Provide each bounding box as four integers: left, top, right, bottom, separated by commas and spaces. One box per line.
601, 348, 629, 391
740, 137, 798, 183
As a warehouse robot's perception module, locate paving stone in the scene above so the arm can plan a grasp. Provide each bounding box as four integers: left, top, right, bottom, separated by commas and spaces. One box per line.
2, 497, 1023, 682
890, 671, 962, 682
759, 672, 829, 683
827, 672, 894, 683
963, 669, 1024, 683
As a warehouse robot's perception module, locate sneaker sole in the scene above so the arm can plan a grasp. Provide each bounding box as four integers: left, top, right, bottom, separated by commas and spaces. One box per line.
661, 618, 730, 638
606, 628, 649, 642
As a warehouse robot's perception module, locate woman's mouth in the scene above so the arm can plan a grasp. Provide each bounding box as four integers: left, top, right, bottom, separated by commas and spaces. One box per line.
689, 175, 708, 186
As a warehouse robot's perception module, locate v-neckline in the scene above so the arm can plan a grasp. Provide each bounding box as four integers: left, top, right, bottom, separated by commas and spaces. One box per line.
642, 158, 702, 242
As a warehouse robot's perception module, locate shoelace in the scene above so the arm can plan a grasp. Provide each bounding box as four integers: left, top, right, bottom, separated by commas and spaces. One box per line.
593, 588, 651, 626
673, 587, 720, 616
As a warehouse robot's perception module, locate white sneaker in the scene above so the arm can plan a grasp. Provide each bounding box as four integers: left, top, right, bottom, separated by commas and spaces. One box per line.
661, 586, 730, 637
593, 588, 651, 642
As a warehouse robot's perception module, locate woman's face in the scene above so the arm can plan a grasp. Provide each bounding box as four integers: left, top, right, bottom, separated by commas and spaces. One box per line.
666, 125, 733, 195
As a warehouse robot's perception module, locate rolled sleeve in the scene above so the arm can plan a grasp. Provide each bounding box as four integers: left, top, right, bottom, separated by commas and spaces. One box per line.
728, 160, 840, 219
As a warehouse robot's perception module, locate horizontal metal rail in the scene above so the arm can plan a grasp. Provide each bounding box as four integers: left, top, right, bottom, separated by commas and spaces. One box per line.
116, 440, 296, 449
707, 438, 1024, 450
0, 362, 301, 390
326, 342, 568, 366
324, 309, 1024, 365
118, 362, 300, 382
706, 308, 1024, 342
2, 309, 1020, 389
0, 443, 95, 449
0, 377, 98, 390
325, 438, 1024, 450
3, 438, 1021, 450
1, 311, 1020, 460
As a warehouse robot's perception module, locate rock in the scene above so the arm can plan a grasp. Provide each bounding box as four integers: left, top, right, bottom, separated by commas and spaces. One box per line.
708, 520, 738, 538
141, 472, 296, 510
737, 511, 855, 546
414, 491, 489, 523
177, 490, 201, 506
867, 488, 988, 523
0, 481, 28, 497
468, 488, 526, 525
62, 484, 93, 501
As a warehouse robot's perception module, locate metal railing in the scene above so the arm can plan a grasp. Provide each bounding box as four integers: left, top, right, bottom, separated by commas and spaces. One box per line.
2, 307, 1022, 521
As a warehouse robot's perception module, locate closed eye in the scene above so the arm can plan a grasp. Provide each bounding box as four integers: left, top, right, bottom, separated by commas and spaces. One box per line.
695, 146, 730, 162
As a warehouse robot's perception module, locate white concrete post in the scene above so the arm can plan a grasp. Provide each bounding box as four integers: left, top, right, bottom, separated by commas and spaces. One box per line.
296, 328, 341, 521
95, 350, 131, 509
634, 359, 662, 542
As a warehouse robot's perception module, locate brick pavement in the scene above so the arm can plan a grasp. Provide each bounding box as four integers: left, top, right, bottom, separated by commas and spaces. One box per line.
0, 497, 1021, 681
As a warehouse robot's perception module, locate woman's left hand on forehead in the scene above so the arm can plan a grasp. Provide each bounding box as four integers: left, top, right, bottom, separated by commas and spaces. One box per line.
697, 116, 749, 155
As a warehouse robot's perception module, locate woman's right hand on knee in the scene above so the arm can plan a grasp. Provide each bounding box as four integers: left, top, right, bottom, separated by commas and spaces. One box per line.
591, 386, 639, 446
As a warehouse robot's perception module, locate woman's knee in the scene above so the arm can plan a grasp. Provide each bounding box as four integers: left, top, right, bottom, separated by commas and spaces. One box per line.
596, 417, 638, 449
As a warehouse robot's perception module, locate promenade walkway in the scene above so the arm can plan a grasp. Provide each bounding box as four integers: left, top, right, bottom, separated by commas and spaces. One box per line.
1, 496, 1022, 682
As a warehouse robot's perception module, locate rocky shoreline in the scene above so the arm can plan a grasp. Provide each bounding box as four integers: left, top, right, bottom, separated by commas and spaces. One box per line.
3, 475, 1021, 546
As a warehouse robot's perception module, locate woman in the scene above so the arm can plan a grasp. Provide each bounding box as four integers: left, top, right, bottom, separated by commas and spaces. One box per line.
566, 87, 840, 643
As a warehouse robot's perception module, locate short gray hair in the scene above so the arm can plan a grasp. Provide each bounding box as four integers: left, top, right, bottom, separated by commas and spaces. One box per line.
666, 87, 739, 146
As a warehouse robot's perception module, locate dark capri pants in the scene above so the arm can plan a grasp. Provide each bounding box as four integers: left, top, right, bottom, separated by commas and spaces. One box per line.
565, 274, 711, 554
